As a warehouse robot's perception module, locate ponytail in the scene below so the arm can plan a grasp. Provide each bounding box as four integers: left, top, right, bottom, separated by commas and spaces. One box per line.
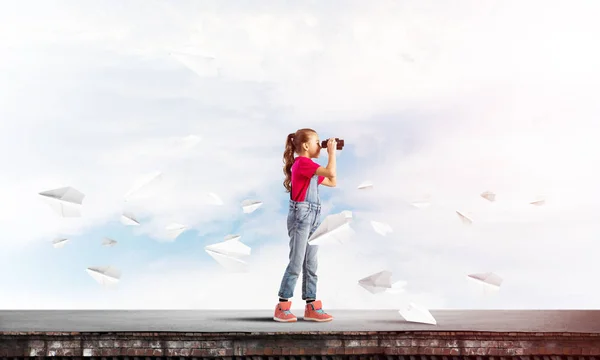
283, 133, 296, 193
282, 128, 317, 193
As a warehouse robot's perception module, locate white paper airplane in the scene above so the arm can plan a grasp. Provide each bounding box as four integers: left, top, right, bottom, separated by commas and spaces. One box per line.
481, 191, 496, 202
124, 171, 162, 201
308, 211, 354, 246
120, 211, 140, 226
241, 199, 263, 213
357, 181, 374, 190
411, 200, 431, 209
170, 51, 219, 77
102, 237, 117, 247
38, 186, 85, 217
467, 272, 503, 289
52, 238, 69, 248
370, 221, 393, 236
202, 192, 223, 205
85, 266, 121, 286
387, 280, 408, 294
456, 210, 473, 225
223, 234, 241, 242
165, 223, 187, 240
398, 302, 437, 325
358, 270, 407, 294
205, 235, 251, 272
530, 197, 545, 206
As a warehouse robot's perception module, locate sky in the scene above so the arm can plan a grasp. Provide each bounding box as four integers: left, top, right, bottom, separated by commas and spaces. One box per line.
1, 0, 600, 311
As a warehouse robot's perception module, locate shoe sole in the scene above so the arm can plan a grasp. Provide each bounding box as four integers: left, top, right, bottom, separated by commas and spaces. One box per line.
303, 317, 333, 322
273, 316, 297, 322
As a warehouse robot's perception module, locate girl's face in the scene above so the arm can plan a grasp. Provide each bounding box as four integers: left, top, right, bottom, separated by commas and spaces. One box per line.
305, 133, 321, 158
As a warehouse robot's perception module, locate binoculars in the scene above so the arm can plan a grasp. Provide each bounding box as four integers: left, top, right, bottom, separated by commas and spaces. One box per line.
321, 138, 344, 150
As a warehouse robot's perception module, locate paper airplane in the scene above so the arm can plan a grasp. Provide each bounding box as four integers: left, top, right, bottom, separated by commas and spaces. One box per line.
205, 235, 251, 272
52, 238, 69, 248
308, 211, 354, 246
120, 211, 140, 226
357, 181, 374, 190
124, 171, 162, 201
202, 192, 223, 205
165, 223, 187, 240
241, 199, 263, 213
38, 186, 85, 217
102, 237, 117, 247
398, 302, 437, 325
223, 234, 241, 242
86, 266, 121, 286
387, 280, 408, 294
370, 221, 393, 236
411, 200, 431, 209
530, 197, 545, 206
467, 272, 503, 289
481, 191, 496, 202
358, 270, 407, 294
170, 51, 219, 77
456, 210, 473, 225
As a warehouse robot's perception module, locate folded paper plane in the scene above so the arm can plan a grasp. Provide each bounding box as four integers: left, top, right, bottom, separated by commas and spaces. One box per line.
370, 221, 393, 236
203, 192, 223, 205
398, 302, 437, 325
52, 238, 69, 248
358, 270, 407, 294
86, 266, 121, 286
530, 197, 545, 206
165, 223, 187, 240
241, 199, 262, 213
121, 211, 140, 226
205, 235, 251, 272
357, 181, 374, 190
124, 171, 162, 201
308, 211, 354, 246
39, 186, 85, 217
411, 200, 431, 209
170, 51, 219, 77
456, 210, 473, 225
102, 237, 117, 247
467, 272, 503, 289
481, 191, 496, 202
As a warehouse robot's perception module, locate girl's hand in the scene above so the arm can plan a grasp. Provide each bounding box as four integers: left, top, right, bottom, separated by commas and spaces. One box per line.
327, 138, 337, 154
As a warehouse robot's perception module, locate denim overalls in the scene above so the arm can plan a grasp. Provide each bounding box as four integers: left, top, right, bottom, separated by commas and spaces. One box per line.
278, 173, 322, 300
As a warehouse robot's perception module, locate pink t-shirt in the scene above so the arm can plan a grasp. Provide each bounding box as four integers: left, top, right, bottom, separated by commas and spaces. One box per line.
290, 156, 325, 201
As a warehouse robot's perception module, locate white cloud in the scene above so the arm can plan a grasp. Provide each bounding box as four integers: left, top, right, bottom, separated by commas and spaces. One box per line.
1, 0, 600, 310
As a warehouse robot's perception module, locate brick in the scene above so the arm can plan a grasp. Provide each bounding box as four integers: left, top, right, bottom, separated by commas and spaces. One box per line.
166, 348, 191, 356
480, 340, 498, 348
325, 340, 342, 347
28, 340, 45, 348
345, 340, 361, 347
464, 340, 482, 348
29, 347, 44, 356
191, 349, 210, 357
165, 340, 184, 348
148, 340, 161, 348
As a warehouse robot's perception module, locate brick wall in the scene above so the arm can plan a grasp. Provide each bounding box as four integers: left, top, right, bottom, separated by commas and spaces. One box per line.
1, 331, 600, 357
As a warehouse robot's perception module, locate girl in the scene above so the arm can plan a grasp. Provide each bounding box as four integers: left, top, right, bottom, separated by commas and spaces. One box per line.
274, 128, 337, 322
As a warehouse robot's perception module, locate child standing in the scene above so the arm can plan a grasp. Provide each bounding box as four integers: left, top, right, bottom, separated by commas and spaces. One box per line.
274, 128, 338, 322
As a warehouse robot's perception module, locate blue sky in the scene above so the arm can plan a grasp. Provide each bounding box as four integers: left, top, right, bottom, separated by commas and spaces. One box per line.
2, 0, 600, 310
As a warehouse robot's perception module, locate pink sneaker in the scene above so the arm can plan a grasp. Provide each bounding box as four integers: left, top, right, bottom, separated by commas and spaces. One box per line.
273, 301, 297, 322
304, 300, 333, 322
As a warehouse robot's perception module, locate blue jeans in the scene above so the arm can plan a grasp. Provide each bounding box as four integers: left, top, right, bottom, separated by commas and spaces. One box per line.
278, 200, 322, 300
